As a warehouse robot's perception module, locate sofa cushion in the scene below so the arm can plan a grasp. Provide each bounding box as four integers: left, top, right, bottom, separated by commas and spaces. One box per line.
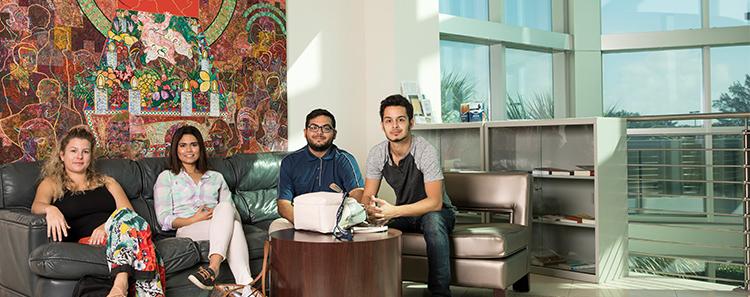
401, 223, 529, 259
234, 189, 280, 224
28, 237, 200, 279
0, 161, 43, 209
230, 153, 285, 223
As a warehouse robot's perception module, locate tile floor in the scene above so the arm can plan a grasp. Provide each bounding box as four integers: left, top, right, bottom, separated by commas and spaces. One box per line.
402, 273, 750, 297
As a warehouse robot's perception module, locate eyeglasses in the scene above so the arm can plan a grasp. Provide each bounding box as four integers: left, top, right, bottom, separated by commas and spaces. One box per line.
307, 124, 335, 134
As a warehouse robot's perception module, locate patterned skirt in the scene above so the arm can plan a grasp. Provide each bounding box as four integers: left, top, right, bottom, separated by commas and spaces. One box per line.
105, 208, 166, 297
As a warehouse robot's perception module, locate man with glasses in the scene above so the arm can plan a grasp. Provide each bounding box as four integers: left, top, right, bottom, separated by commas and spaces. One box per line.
270, 109, 365, 233
363, 95, 455, 297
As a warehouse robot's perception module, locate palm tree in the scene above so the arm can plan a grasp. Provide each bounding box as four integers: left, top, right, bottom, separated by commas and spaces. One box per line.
440, 71, 476, 123
506, 92, 554, 120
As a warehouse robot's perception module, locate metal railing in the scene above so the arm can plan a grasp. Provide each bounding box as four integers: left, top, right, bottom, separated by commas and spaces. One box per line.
626, 112, 749, 290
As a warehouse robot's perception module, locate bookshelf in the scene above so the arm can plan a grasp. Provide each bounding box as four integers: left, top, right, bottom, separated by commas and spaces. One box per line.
415, 118, 627, 283
486, 117, 627, 283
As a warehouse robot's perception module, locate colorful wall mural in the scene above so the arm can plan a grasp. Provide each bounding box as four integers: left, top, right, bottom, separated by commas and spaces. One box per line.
0, 0, 287, 163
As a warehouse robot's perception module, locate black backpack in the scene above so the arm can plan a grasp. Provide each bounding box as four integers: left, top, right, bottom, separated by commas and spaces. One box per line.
72, 275, 113, 297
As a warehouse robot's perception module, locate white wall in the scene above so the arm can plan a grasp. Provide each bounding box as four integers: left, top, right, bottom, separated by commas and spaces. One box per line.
362, 0, 441, 154
286, 0, 367, 160
287, 0, 440, 200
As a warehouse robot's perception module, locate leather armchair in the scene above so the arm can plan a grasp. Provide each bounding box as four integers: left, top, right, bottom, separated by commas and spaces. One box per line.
401, 171, 531, 297
0, 153, 286, 297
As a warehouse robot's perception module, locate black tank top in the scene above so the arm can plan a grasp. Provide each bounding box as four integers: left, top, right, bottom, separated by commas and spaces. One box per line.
52, 186, 117, 242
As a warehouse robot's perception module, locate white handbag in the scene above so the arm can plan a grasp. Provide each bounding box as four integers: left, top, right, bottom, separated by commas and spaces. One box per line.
292, 191, 366, 234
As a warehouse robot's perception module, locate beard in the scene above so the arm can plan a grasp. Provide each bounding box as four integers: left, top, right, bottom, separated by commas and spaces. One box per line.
308, 137, 334, 152
387, 133, 409, 143
386, 126, 410, 143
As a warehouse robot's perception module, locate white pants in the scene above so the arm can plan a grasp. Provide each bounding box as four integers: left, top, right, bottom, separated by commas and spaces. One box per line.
268, 217, 294, 236
176, 201, 252, 285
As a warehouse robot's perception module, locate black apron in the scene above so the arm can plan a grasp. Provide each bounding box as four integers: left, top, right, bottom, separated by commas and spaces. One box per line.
383, 150, 427, 206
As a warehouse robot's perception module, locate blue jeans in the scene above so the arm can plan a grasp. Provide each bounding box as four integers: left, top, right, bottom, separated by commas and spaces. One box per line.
388, 207, 455, 297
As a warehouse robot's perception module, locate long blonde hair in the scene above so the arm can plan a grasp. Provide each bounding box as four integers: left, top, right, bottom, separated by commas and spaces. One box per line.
41, 125, 106, 201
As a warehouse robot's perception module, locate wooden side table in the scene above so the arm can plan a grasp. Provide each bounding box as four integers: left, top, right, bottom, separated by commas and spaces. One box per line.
270, 228, 402, 297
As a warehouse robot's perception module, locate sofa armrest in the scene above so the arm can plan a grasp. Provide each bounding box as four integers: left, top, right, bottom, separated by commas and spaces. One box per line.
0, 209, 49, 296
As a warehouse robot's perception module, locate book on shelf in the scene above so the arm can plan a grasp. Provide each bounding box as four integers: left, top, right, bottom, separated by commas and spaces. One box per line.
536, 214, 595, 225
561, 215, 582, 223
570, 263, 596, 274
573, 165, 595, 176
539, 214, 563, 222
531, 250, 566, 266
532, 167, 572, 176
575, 213, 595, 225
558, 216, 579, 224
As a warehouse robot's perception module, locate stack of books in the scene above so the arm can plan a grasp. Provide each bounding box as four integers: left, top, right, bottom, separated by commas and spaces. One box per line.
532, 167, 573, 176
535, 214, 595, 225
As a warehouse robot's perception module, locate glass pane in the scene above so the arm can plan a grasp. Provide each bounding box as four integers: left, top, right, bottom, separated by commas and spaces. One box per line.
711, 45, 750, 127
413, 128, 482, 172
439, 0, 489, 20
488, 126, 541, 171
713, 135, 743, 215
601, 0, 702, 34
603, 49, 703, 122
629, 254, 744, 286
440, 40, 490, 123
504, 0, 552, 31
505, 48, 553, 120
710, 0, 750, 27
627, 135, 707, 216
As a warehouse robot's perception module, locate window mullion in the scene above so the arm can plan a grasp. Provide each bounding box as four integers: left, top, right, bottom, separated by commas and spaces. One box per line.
490, 44, 507, 121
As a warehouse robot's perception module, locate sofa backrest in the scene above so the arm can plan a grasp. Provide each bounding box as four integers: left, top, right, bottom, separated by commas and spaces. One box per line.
0, 159, 141, 210
0, 161, 43, 210
444, 171, 531, 226
95, 159, 143, 199
0, 153, 286, 230
137, 157, 237, 201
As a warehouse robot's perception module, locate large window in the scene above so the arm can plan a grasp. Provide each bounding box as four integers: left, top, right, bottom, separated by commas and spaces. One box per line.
710, 0, 750, 28
603, 49, 703, 117
439, 0, 488, 20
504, 0, 552, 31
601, 0, 702, 34
505, 48, 553, 119
439, 40, 490, 123
439, 0, 750, 286
710, 45, 750, 126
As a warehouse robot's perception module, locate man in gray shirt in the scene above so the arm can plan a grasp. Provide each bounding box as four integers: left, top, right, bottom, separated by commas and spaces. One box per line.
363, 94, 455, 297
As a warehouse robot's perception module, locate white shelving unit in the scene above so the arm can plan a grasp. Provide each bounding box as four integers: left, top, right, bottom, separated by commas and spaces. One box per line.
414, 118, 627, 283
486, 117, 627, 283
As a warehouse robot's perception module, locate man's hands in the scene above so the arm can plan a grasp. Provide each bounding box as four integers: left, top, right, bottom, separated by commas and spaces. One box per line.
45, 205, 69, 241
89, 224, 107, 245
190, 205, 214, 223
367, 196, 399, 226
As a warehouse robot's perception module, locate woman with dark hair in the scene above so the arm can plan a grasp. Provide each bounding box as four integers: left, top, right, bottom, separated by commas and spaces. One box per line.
31, 125, 165, 297
153, 125, 253, 293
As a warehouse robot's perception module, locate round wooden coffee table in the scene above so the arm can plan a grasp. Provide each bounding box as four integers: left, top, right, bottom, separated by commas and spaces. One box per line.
270, 228, 402, 297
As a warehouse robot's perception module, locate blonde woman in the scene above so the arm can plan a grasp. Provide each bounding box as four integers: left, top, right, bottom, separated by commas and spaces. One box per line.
31, 125, 165, 297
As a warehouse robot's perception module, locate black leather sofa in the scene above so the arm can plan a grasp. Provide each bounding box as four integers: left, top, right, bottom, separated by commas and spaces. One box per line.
0, 152, 286, 297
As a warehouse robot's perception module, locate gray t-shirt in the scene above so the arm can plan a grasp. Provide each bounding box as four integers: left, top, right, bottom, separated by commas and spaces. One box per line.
366, 136, 453, 208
